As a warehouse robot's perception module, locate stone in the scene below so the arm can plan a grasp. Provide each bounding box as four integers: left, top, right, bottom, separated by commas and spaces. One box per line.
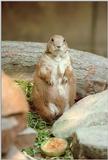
2, 114, 29, 155
2, 129, 13, 155
4, 145, 27, 160
52, 89, 108, 138
18, 127, 36, 135
2, 117, 18, 130
52, 89, 108, 159
2, 117, 19, 155
14, 128, 37, 149
70, 127, 108, 159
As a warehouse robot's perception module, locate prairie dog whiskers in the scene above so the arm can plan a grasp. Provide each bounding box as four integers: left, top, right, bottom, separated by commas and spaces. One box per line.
32, 35, 76, 123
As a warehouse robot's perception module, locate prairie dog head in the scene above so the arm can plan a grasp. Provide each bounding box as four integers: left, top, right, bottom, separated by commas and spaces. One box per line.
46, 35, 68, 57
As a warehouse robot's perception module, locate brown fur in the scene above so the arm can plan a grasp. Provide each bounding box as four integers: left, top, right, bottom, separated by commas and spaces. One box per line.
32, 35, 76, 123
2, 71, 29, 116
32, 78, 53, 122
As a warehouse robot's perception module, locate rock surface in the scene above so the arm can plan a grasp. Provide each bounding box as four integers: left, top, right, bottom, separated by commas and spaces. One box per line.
2, 127, 36, 159
4, 145, 27, 160
52, 89, 108, 159
15, 127, 37, 149
2, 114, 28, 155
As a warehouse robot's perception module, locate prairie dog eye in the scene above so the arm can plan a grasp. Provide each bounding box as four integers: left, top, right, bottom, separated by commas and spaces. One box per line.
63, 39, 66, 42
51, 38, 54, 42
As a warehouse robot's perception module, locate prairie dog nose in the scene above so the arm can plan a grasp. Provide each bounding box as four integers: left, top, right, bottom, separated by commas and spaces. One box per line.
56, 46, 61, 49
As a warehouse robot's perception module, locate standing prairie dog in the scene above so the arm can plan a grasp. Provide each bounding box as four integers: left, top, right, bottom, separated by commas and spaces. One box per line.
32, 35, 76, 123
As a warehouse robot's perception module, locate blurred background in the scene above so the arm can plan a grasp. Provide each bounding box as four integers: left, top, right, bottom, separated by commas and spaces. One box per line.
2, 2, 107, 57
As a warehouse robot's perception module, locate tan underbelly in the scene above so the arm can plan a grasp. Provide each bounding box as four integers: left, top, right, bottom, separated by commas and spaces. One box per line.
48, 83, 69, 102
48, 86, 58, 100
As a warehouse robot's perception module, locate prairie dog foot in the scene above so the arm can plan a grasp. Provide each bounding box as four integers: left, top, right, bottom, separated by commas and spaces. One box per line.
47, 79, 54, 86
49, 103, 59, 116
40, 67, 54, 86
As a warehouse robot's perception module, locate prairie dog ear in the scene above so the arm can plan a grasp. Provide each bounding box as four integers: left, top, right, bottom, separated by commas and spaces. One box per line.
45, 45, 50, 53
45, 42, 52, 54
45, 37, 51, 53
45, 38, 50, 53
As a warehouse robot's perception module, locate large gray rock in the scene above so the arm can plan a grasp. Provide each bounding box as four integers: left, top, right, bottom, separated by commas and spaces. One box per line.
52, 90, 108, 159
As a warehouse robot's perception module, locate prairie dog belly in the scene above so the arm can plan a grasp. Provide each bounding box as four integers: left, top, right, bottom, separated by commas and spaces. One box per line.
49, 55, 71, 110
48, 83, 69, 101
48, 86, 58, 100
57, 55, 71, 74
45, 54, 72, 113
57, 83, 70, 111
48, 83, 69, 114
54, 54, 71, 101
51, 54, 71, 84
57, 83, 69, 99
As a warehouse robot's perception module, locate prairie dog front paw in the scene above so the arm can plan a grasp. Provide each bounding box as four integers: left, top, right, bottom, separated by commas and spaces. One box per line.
62, 66, 73, 84
40, 67, 53, 85
46, 79, 54, 86
45, 70, 54, 86
62, 76, 68, 84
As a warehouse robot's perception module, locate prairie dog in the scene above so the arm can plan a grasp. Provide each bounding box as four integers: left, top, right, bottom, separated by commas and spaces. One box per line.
32, 35, 76, 123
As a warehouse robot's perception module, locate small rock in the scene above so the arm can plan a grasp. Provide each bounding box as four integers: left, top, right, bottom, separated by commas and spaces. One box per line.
2, 114, 29, 155
18, 127, 36, 135
2, 117, 18, 130
2, 117, 18, 155
5, 145, 27, 160
2, 129, 13, 155
14, 127, 36, 149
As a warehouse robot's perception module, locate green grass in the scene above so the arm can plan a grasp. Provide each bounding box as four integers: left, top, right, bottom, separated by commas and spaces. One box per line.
16, 80, 74, 160
25, 112, 73, 160
15, 80, 33, 102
